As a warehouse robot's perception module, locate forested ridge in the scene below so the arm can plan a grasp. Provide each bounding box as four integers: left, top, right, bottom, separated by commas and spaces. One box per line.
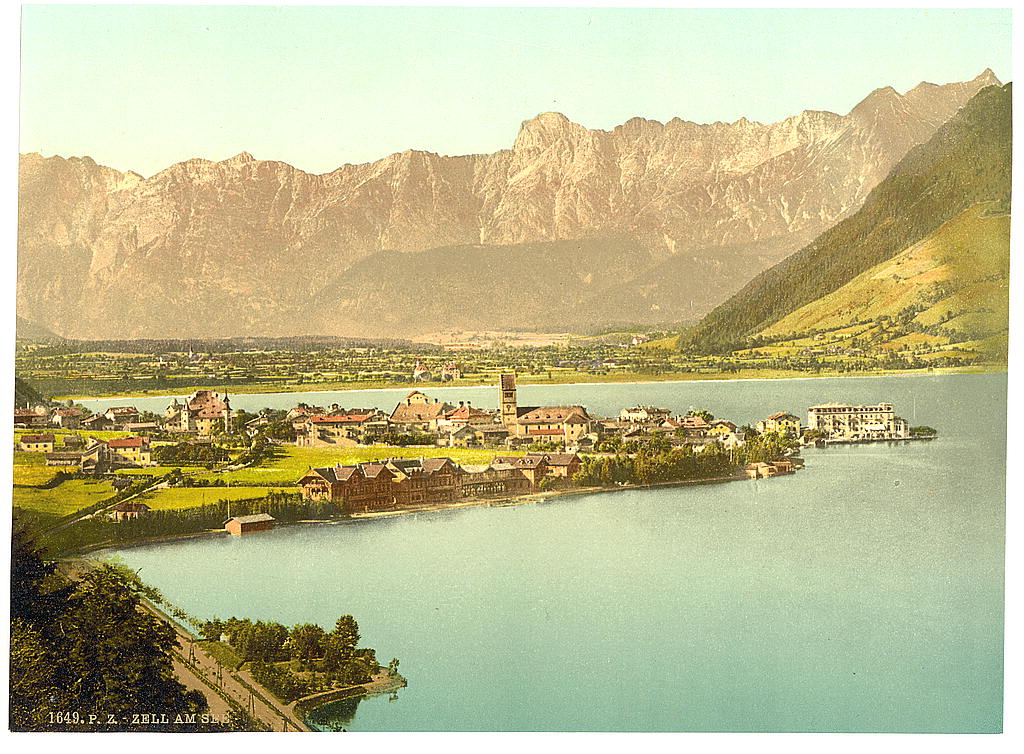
685, 83, 1012, 353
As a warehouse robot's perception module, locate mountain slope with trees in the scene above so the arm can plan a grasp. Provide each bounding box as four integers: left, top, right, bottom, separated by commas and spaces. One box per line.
762, 202, 1009, 360
684, 83, 1012, 353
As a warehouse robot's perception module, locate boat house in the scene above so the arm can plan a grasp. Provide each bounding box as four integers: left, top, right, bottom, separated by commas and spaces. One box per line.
225, 513, 276, 536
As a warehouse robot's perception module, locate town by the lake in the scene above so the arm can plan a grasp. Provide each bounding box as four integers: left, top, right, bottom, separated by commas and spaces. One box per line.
10, 6, 1009, 740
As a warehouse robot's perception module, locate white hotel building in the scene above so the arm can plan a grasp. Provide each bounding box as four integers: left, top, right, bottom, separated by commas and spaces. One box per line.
807, 402, 909, 441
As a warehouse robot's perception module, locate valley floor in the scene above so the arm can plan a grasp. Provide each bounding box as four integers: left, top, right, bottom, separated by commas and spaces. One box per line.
49, 363, 1004, 401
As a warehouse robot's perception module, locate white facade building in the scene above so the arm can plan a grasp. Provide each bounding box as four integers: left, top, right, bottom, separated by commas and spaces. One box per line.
807, 402, 909, 440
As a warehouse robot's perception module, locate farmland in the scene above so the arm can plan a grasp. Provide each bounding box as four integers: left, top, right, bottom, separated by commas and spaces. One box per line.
187, 445, 526, 486
13, 478, 116, 516
138, 486, 292, 511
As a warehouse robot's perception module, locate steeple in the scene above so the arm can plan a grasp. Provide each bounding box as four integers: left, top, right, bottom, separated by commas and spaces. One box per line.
499, 372, 518, 427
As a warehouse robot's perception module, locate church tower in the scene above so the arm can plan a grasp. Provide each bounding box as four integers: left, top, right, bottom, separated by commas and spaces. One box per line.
499, 373, 518, 427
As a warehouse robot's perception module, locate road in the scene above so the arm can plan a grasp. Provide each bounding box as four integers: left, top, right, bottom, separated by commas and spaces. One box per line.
139, 598, 311, 732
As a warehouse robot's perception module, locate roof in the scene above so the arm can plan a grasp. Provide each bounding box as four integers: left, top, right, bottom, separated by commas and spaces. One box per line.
391, 402, 450, 423
111, 501, 150, 512
227, 513, 275, 525
53, 407, 83, 417
478, 425, 509, 434
106, 406, 140, 414
491, 455, 547, 469
360, 463, 391, 479
107, 436, 148, 449
385, 457, 456, 475
20, 433, 55, 443
304, 465, 362, 484
187, 390, 230, 414
544, 453, 580, 466
310, 412, 378, 424
516, 406, 591, 424
445, 404, 491, 420
420, 457, 456, 473
766, 412, 799, 421
288, 404, 325, 416
808, 402, 893, 411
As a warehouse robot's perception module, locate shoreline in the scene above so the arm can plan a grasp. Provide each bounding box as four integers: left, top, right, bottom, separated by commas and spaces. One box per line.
56, 365, 1004, 402
81, 470, 759, 556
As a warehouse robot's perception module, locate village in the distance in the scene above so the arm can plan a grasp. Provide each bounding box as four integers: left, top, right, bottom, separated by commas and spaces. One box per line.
10, 5, 1008, 739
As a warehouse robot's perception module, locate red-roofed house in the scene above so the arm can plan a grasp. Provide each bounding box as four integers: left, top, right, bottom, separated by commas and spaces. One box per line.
19, 433, 55, 452
298, 409, 390, 447
106, 436, 152, 466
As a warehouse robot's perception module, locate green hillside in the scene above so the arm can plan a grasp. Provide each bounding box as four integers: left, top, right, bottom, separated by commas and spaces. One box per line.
684, 83, 1012, 353
762, 202, 1009, 360
14, 377, 48, 408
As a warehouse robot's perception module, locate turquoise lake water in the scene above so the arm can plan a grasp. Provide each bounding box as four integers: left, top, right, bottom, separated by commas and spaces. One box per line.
103, 373, 1006, 732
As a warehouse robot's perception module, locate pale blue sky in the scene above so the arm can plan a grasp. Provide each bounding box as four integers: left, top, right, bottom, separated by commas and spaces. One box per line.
19, 5, 1012, 176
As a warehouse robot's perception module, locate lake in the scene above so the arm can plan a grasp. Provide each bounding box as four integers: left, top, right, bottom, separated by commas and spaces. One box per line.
102, 373, 1006, 732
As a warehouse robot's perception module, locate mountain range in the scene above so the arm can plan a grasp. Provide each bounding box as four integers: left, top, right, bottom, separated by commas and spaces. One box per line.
686, 82, 1011, 356
17, 70, 1001, 339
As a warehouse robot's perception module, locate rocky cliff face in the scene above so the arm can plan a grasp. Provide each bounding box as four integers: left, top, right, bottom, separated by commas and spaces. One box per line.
18, 70, 1000, 338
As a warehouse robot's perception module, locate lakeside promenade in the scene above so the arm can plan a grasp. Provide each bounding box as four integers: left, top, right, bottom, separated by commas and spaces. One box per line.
56, 560, 404, 732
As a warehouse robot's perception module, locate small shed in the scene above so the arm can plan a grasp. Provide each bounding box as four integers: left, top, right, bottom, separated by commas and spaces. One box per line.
109, 501, 151, 521
743, 462, 774, 479
225, 513, 276, 536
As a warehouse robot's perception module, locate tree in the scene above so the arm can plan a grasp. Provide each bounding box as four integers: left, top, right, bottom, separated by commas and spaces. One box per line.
10, 520, 216, 730
291, 623, 327, 661
322, 635, 352, 671
334, 614, 360, 653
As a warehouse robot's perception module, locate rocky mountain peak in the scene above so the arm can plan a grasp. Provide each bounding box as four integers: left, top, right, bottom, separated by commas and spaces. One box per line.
222, 151, 256, 166
975, 68, 1001, 86
514, 111, 585, 151
17, 74, 1000, 339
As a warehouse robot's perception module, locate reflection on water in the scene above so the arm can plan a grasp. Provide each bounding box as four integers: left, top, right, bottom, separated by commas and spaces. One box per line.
306, 694, 364, 732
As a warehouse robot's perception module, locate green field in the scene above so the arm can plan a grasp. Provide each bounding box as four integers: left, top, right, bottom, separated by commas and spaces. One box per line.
114, 465, 207, 476
138, 486, 292, 511
12, 479, 115, 516
13, 464, 62, 487
188, 445, 526, 485
15, 428, 133, 442
13, 451, 46, 465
